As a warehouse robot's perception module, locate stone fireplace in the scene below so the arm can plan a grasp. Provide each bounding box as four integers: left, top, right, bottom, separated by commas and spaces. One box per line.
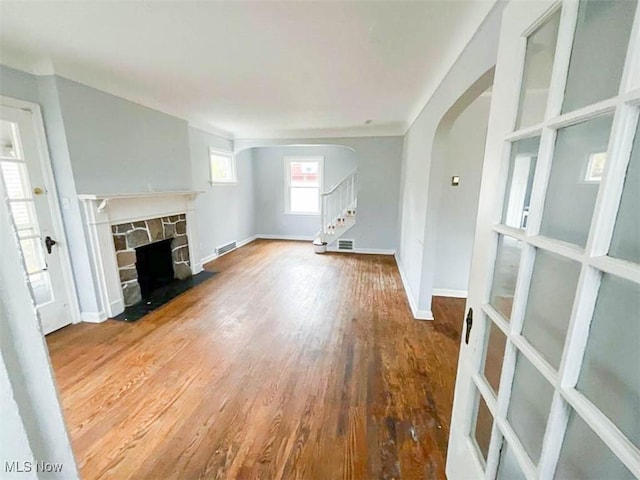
111, 214, 191, 306
78, 191, 202, 321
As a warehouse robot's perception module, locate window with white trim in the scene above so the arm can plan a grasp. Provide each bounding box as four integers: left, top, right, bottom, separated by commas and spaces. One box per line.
209, 148, 236, 184
284, 156, 323, 214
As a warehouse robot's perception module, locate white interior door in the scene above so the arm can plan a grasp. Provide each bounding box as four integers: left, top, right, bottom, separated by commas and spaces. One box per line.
0, 101, 76, 334
447, 1, 640, 479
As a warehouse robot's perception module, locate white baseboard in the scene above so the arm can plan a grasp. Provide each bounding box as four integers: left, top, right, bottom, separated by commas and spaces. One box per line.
107, 298, 125, 318
256, 234, 315, 241
327, 247, 396, 255
415, 309, 434, 321
394, 254, 434, 321
201, 252, 218, 265
81, 311, 108, 323
255, 237, 394, 256
237, 235, 258, 248
192, 262, 204, 274
433, 288, 468, 298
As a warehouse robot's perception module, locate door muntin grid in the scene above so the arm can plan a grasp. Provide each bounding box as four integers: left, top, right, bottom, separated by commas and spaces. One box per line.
0, 119, 54, 305
468, 1, 640, 478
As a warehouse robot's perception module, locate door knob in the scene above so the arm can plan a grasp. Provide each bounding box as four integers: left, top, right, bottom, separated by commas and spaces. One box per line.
45, 236, 57, 254
465, 308, 473, 345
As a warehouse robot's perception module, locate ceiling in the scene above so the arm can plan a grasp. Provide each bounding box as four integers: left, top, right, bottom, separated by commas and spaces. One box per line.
0, 1, 493, 139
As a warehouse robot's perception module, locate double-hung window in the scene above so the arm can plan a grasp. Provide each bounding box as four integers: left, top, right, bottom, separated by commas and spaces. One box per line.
284, 156, 323, 214
209, 148, 236, 184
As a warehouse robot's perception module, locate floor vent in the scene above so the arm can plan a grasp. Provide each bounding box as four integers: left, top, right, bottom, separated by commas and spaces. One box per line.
216, 241, 237, 256
337, 239, 355, 251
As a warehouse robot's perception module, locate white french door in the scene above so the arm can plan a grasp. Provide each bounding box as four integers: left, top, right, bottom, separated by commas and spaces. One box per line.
0, 100, 77, 334
447, 1, 640, 479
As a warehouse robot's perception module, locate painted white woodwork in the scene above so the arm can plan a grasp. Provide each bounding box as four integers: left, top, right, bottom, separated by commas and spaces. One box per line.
448, 1, 640, 479
318, 169, 358, 245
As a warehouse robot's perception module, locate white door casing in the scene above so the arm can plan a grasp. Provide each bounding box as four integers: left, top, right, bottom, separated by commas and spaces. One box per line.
447, 1, 640, 479
0, 97, 80, 334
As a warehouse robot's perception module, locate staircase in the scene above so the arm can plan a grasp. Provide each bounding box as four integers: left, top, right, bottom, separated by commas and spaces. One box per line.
314, 169, 358, 251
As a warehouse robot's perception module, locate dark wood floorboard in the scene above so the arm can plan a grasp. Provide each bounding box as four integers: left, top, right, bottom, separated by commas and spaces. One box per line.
46, 239, 465, 479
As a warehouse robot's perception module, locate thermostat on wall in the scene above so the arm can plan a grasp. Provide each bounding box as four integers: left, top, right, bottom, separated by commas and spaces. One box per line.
451, 176, 460, 186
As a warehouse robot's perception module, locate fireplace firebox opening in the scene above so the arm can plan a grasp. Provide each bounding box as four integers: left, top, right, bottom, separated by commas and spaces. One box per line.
135, 239, 175, 298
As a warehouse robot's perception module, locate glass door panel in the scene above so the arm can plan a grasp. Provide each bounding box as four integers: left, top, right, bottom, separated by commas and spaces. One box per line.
482, 320, 507, 395
0, 160, 31, 199
489, 235, 522, 320
554, 411, 635, 479
562, 0, 637, 113
516, 9, 561, 129
506, 352, 554, 465
521, 249, 580, 369
471, 388, 494, 464
540, 114, 613, 247
502, 136, 540, 229
496, 440, 526, 480
0, 119, 54, 307
577, 274, 640, 448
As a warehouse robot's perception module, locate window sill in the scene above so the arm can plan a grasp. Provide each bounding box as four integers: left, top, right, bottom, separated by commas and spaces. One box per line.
209, 181, 238, 186
284, 212, 320, 216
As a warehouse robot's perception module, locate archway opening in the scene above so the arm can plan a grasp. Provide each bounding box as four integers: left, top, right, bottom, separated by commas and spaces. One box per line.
429, 68, 494, 300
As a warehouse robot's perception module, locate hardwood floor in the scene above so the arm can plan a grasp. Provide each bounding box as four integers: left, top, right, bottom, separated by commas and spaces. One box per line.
46, 240, 465, 479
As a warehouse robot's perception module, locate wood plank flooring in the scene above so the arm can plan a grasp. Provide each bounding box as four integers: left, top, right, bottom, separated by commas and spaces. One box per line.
46, 239, 465, 479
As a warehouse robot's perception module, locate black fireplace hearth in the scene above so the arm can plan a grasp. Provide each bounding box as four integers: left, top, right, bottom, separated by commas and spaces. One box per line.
113, 270, 216, 322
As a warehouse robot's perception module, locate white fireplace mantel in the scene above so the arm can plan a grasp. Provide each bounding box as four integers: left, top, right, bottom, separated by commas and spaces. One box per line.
78, 190, 204, 321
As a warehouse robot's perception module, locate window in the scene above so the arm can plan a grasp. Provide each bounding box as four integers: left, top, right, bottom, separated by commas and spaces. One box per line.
285, 156, 323, 214
209, 148, 236, 183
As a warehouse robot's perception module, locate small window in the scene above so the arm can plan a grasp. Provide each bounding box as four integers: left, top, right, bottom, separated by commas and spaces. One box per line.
285, 156, 323, 214
209, 148, 236, 184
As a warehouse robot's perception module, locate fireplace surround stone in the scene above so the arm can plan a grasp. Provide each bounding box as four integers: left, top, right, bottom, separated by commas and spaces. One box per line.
111, 214, 191, 306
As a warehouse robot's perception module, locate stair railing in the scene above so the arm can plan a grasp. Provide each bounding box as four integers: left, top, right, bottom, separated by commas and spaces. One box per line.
319, 169, 358, 244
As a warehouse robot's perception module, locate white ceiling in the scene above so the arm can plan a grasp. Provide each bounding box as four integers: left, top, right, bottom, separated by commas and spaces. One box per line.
0, 1, 493, 139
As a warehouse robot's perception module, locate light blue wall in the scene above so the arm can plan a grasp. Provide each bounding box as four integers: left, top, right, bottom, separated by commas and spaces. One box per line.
189, 127, 255, 261
54, 76, 192, 194
236, 137, 403, 251
0, 65, 39, 102
37, 76, 102, 314
250, 145, 357, 239
397, 4, 503, 314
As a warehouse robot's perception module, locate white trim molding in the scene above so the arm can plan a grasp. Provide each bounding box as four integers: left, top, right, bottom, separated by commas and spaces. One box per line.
80, 311, 108, 323
415, 309, 434, 321
200, 252, 218, 266
238, 235, 258, 248
327, 247, 396, 255
256, 234, 315, 241
433, 288, 468, 298
394, 254, 434, 321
